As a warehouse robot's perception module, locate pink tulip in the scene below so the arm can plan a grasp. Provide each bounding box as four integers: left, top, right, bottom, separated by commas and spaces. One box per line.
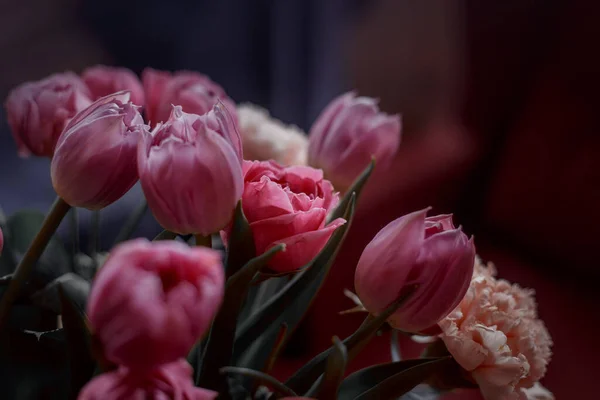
51, 91, 147, 210
138, 106, 243, 235
87, 239, 225, 369
78, 359, 217, 400
236, 160, 346, 273
82, 65, 145, 107
308, 91, 401, 190
355, 209, 475, 333
142, 68, 237, 126
204, 101, 243, 163
4, 72, 92, 157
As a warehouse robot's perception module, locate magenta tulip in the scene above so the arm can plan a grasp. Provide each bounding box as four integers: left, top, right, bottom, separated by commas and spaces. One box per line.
142, 68, 237, 126
355, 209, 475, 333
78, 359, 217, 400
51, 91, 147, 210
308, 91, 401, 190
82, 65, 145, 107
204, 101, 243, 163
236, 160, 346, 272
4, 72, 92, 157
87, 239, 225, 369
138, 106, 243, 235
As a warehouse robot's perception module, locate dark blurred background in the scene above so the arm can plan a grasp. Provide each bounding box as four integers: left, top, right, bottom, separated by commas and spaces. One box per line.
1, 1, 599, 398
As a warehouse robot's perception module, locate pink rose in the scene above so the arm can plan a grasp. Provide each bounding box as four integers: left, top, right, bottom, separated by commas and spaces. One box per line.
78, 359, 217, 400
51, 92, 147, 210
138, 106, 243, 235
438, 258, 553, 400
237, 160, 345, 272
4, 72, 92, 157
308, 91, 401, 190
142, 68, 237, 126
82, 65, 145, 107
355, 210, 475, 333
87, 239, 225, 369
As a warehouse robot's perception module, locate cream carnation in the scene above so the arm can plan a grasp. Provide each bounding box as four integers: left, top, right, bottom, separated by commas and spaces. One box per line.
237, 103, 308, 166
438, 257, 553, 400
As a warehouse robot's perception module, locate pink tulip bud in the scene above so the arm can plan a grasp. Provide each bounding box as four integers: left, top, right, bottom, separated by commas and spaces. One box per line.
308, 92, 401, 190
51, 91, 147, 210
78, 359, 217, 400
235, 160, 346, 273
355, 209, 475, 333
142, 68, 237, 126
4, 72, 92, 157
82, 65, 145, 107
138, 106, 243, 235
204, 101, 243, 163
87, 239, 225, 369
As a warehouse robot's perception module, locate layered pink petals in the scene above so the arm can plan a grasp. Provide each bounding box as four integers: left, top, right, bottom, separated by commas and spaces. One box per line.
238, 160, 344, 272
355, 209, 475, 333
142, 68, 237, 126
308, 92, 401, 190
82, 65, 145, 106
78, 359, 217, 400
138, 106, 243, 235
438, 259, 553, 400
87, 239, 225, 369
51, 91, 147, 209
4, 72, 92, 157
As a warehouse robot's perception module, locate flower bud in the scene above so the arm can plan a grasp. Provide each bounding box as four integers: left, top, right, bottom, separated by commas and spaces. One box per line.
308, 92, 401, 190
4, 72, 92, 157
355, 209, 475, 333
51, 91, 147, 210
82, 65, 145, 106
142, 68, 237, 126
78, 359, 217, 400
204, 101, 243, 163
87, 239, 225, 369
138, 106, 243, 235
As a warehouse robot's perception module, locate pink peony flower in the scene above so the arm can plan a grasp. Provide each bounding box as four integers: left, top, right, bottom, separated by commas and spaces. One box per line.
438, 257, 553, 400
78, 359, 217, 400
355, 210, 475, 333
51, 91, 147, 210
237, 103, 308, 166
236, 160, 345, 272
4, 72, 92, 157
87, 239, 225, 369
308, 91, 401, 190
142, 68, 237, 126
82, 65, 145, 107
138, 106, 243, 235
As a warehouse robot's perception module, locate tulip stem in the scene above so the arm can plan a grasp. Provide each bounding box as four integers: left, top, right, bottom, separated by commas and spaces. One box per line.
195, 234, 212, 248
0, 197, 71, 330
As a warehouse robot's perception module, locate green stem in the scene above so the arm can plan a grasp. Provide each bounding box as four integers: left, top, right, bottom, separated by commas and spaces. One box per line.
0, 197, 71, 329
113, 198, 148, 245
194, 234, 212, 248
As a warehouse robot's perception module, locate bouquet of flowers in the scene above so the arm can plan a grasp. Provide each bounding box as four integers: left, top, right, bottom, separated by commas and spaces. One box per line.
0, 66, 552, 400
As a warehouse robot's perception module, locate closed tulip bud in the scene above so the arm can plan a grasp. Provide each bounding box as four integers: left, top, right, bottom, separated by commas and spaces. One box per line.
355, 209, 475, 333
308, 92, 401, 190
87, 239, 225, 369
4, 72, 92, 157
51, 91, 147, 210
138, 106, 243, 235
82, 65, 145, 106
142, 68, 237, 126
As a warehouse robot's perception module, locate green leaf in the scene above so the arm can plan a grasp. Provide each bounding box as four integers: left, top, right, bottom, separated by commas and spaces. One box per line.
220, 367, 298, 398
31, 273, 90, 314
6, 210, 71, 287
284, 284, 417, 394
315, 337, 347, 400
152, 230, 178, 241
196, 244, 285, 395
225, 201, 255, 279
233, 194, 356, 364
59, 286, 95, 399
339, 357, 453, 400
328, 159, 374, 223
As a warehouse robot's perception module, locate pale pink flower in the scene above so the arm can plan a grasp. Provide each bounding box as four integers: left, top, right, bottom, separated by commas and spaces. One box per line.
438, 257, 553, 400
237, 104, 308, 166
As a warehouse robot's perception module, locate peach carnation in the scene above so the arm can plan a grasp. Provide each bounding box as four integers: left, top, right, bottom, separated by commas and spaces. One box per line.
438, 257, 553, 400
